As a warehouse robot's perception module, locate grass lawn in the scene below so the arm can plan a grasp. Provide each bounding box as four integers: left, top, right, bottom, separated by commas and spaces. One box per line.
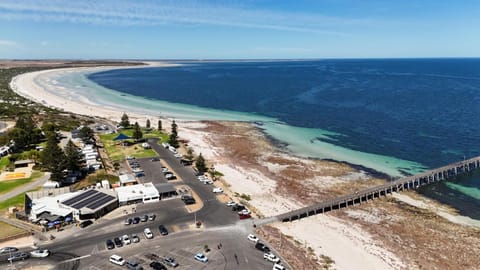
0, 156, 9, 170
0, 221, 26, 239
0, 193, 25, 210
0, 171, 44, 195
99, 128, 168, 162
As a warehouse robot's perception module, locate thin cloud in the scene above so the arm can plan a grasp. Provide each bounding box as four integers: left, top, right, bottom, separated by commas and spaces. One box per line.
0, 39, 16, 46
0, 0, 365, 36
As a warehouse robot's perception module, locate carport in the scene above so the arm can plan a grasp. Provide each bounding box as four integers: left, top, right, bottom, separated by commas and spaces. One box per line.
155, 183, 177, 199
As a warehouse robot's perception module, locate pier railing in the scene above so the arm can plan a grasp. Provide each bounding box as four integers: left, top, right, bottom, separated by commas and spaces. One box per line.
274, 156, 480, 223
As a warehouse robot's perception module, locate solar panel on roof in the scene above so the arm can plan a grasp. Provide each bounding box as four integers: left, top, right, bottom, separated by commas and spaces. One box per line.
62, 189, 97, 206
87, 195, 116, 210
70, 192, 106, 209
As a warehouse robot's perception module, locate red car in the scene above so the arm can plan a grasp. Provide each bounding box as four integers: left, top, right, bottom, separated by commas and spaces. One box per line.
239, 213, 251, 219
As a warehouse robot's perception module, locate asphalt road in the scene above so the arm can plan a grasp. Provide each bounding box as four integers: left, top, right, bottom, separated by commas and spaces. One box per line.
0, 138, 273, 269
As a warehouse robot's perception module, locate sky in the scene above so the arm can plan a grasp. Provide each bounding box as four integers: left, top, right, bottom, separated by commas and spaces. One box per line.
0, 0, 479, 59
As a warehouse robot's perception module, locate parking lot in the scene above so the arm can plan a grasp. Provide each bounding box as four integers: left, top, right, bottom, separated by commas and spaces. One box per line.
78, 228, 276, 270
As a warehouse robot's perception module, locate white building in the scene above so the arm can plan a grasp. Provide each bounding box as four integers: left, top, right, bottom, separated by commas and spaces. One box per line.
115, 183, 160, 205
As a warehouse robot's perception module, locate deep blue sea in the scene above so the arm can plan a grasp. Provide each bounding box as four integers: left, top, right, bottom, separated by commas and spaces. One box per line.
88, 59, 480, 219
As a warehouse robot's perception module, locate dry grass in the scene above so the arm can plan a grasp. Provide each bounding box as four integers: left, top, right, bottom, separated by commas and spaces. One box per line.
333, 196, 480, 270
0, 221, 26, 240
257, 225, 321, 270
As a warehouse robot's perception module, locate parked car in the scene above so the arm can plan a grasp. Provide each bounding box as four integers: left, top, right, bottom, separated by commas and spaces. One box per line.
144, 228, 153, 239
125, 218, 133, 225
105, 239, 115, 250
133, 217, 141, 224
131, 234, 140, 243
183, 198, 195, 205
203, 180, 213, 185
79, 220, 93, 228
141, 214, 148, 222
238, 209, 251, 215
109, 254, 126, 266
212, 187, 223, 193
158, 224, 168, 235
273, 263, 286, 270
226, 201, 236, 207
122, 234, 131, 245
151, 157, 160, 162
247, 234, 259, 243
194, 253, 208, 262
114, 237, 123, 247
239, 213, 251, 219
255, 242, 271, 253
232, 204, 246, 211
166, 174, 177, 180
126, 260, 143, 270
264, 252, 281, 263
163, 256, 179, 267
30, 249, 50, 258
149, 261, 167, 270
0, 247, 18, 253
8, 252, 29, 262
148, 214, 156, 221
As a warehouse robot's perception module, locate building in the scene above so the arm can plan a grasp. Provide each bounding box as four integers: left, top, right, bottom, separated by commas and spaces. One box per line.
115, 183, 160, 205
154, 183, 178, 199
119, 174, 137, 186
25, 187, 118, 222
14, 159, 35, 169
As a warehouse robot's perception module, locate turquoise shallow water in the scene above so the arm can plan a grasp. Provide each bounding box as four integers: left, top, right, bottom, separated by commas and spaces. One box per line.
46, 67, 427, 177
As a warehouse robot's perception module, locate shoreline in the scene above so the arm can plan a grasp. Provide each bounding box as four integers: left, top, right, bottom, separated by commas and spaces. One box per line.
8, 63, 480, 269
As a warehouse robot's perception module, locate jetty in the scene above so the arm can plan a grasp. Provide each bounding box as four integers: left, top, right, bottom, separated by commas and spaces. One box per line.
275, 156, 480, 222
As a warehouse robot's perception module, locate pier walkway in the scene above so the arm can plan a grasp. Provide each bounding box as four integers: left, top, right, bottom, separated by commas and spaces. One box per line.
274, 156, 480, 223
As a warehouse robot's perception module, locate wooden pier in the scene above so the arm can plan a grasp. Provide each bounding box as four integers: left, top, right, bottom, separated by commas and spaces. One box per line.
275, 156, 480, 223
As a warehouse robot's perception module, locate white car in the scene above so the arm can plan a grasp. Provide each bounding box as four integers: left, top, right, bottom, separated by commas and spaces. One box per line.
273, 263, 286, 270
109, 254, 126, 266
239, 209, 251, 215
264, 252, 281, 263
197, 175, 206, 181
247, 234, 259, 243
226, 201, 236, 207
212, 187, 223, 193
30, 249, 50, 258
122, 234, 131, 245
203, 180, 214, 185
194, 253, 208, 262
144, 228, 153, 239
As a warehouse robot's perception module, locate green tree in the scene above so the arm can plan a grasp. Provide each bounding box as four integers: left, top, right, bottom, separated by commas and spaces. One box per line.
64, 140, 82, 171
185, 147, 194, 161
146, 119, 151, 129
41, 121, 57, 139
79, 126, 94, 142
10, 114, 42, 150
8, 128, 28, 150
168, 120, 179, 148
195, 153, 207, 174
133, 122, 143, 140
41, 134, 66, 182
157, 119, 162, 131
120, 113, 130, 128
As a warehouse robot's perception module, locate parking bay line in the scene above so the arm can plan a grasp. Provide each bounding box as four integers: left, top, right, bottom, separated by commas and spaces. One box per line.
59, 254, 91, 263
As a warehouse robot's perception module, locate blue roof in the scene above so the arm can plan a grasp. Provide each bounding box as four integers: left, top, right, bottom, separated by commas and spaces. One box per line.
113, 133, 130, 141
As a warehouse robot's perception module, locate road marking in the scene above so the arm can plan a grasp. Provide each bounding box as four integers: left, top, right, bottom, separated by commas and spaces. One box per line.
59, 254, 91, 263
91, 245, 99, 254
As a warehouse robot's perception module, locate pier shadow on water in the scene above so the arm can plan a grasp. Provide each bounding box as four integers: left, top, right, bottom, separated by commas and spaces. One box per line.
418, 170, 480, 220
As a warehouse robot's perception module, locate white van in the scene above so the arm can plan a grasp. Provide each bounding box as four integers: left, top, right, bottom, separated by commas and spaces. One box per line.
273, 264, 286, 270
109, 254, 125, 266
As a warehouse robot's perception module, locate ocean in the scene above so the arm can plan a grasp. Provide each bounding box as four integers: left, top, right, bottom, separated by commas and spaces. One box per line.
68, 59, 480, 218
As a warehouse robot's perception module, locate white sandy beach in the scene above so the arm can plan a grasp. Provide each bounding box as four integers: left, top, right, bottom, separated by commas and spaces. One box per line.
11, 63, 470, 270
